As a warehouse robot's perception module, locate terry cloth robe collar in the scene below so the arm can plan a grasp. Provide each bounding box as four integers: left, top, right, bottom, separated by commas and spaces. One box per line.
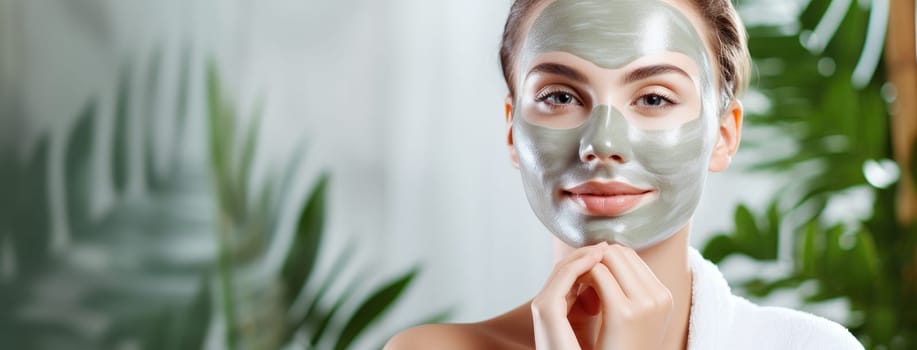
684, 247, 864, 349
686, 247, 737, 349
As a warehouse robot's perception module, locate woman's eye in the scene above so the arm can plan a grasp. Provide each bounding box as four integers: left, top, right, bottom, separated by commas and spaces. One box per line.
536, 90, 582, 106
635, 93, 675, 108
547, 92, 576, 105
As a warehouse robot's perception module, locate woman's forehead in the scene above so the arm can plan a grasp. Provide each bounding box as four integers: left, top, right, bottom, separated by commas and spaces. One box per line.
518, 0, 711, 76
524, 51, 703, 86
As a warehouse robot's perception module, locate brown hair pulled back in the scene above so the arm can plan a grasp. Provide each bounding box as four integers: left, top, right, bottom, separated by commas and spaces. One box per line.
498, 0, 751, 101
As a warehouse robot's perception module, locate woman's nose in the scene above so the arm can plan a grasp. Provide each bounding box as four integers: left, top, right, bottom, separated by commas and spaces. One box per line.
578, 105, 633, 164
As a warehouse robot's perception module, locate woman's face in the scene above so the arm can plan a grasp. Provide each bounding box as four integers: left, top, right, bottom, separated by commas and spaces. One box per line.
510, 0, 722, 249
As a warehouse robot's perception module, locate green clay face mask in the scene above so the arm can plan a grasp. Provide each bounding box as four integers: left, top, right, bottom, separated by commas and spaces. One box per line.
512, 0, 720, 249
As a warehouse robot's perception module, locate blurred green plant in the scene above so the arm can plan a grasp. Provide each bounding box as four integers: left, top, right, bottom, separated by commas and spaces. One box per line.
0, 46, 213, 349
1, 47, 445, 349
702, 0, 916, 348
178, 62, 448, 350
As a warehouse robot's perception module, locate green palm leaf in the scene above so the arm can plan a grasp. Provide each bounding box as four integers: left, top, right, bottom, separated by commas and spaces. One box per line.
703, 0, 914, 347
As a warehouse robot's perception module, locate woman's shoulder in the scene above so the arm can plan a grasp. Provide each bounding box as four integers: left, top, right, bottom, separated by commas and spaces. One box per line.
383, 323, 486, 350
384, 303, 533, 350
730, 298, 863, 349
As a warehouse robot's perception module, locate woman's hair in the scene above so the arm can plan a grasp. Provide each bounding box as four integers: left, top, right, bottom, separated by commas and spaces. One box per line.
498, 0, 751, 101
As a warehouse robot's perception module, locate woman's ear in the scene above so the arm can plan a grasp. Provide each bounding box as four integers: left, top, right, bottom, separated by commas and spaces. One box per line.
506, 95, 520, 168
709, 99, 743, 172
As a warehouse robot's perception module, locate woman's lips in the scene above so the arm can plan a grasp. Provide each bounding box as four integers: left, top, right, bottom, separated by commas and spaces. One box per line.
563, 181, 655, 216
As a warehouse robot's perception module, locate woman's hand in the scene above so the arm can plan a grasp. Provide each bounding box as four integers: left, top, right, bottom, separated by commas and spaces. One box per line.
531, 243, 674, 350
589, 244, 674, 349
531, 242, 608, 349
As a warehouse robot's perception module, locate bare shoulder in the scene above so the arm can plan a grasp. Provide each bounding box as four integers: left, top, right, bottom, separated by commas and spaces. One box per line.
382, 323, 493, 350
384, 303, 534, 350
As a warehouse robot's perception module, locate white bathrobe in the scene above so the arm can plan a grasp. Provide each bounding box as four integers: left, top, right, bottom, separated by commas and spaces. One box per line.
686, 248, 864, 349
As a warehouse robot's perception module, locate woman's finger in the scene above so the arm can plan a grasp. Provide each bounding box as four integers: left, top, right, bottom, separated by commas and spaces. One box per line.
598, 244, 648, 300
619, 246, 670, 301
582, 262, 627, 310
532, 243, 607, 349
590, 245, 674, 350
537, 243, 606, 312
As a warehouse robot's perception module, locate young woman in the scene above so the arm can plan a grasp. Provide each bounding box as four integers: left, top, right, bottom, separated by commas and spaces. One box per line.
386, 0, 864, 349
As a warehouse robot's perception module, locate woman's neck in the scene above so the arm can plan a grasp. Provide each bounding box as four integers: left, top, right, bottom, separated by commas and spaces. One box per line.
551, 224, 694, 350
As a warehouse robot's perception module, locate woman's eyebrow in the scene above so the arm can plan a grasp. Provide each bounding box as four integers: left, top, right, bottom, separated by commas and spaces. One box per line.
623, 64, 691, 84
527, 63, 588, 82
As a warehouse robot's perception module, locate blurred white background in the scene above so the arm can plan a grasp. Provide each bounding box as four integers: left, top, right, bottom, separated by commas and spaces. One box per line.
2, 0, 789, 348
